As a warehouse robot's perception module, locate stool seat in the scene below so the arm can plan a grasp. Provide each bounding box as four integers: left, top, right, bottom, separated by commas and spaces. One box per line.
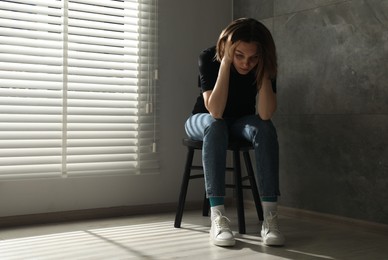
174, 138, 264, 234
182, 138, 253, 151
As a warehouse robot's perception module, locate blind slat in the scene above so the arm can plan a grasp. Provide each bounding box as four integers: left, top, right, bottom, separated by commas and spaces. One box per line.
0, 0, 159, 179
0, 1, 62, 16
0, 45, 62, 57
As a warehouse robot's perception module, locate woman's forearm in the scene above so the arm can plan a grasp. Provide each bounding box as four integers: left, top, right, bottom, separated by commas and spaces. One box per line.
257, 77, 277, 120
204, 59, 231, 119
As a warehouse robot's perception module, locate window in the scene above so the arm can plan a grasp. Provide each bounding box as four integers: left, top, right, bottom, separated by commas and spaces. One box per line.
0, 0, 158, 179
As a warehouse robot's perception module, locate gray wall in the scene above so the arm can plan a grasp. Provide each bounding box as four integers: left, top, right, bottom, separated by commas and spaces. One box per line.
0, 0, 232, 218
234, 0, 388, 225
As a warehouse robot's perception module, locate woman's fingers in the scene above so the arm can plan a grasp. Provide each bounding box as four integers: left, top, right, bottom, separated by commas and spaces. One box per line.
223, 36, 238, 63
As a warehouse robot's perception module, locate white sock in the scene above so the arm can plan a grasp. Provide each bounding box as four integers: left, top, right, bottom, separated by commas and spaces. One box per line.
210, 205, 225, 221
262, 201, 277, 219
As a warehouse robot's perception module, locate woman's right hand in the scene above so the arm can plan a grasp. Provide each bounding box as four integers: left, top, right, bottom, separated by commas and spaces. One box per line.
222, 35, 237, 64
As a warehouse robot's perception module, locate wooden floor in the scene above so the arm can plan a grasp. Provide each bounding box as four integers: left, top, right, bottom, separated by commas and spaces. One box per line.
0, 207, 387, 260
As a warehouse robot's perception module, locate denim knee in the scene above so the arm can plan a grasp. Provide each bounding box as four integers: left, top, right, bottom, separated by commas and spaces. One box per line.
253, 120, 278, 143
204, 118, 229, 141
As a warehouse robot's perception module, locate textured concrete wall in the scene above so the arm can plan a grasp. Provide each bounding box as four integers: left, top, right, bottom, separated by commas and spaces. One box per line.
234, 0, 388, 225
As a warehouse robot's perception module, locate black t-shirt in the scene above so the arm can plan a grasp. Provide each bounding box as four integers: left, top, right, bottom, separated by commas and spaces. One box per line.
191, 46, 276, 119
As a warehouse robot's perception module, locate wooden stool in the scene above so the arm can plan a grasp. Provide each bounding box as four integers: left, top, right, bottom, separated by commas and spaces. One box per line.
174, 138, 264, 234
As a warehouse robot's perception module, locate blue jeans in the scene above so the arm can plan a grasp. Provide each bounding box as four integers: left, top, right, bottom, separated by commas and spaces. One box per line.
185, 113, 280, 199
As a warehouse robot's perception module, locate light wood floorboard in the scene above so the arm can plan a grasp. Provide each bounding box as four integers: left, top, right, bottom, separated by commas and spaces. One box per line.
0, 207, 387, 260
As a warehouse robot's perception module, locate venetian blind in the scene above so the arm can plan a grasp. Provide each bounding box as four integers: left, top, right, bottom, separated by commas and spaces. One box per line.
0, 0, 159, 179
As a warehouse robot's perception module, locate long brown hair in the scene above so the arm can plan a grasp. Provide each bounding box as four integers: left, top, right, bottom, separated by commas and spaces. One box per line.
216, 18, 277, 88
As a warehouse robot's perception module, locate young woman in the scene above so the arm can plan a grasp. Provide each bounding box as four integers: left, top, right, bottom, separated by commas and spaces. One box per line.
185, 18, 285, 247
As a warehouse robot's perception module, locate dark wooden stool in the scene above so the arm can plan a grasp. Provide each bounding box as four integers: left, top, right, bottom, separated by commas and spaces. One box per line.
174, 138, 264, 234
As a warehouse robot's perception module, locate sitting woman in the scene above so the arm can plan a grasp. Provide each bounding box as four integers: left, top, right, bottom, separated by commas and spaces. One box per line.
184, 18, 285, 247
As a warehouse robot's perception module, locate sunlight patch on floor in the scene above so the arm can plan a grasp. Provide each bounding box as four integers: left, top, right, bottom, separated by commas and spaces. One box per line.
0, 221, 215, 260
0, 218, 364, 260
286, 249, 336, 259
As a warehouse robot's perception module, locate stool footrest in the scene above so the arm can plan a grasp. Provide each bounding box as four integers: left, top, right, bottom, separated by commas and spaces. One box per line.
190, 166, 203, 171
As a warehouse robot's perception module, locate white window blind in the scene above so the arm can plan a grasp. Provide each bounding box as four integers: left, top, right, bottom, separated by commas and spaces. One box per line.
0, 0, 159, 179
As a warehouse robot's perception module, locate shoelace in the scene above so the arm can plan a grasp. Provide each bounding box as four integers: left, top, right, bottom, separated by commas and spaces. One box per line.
212, 209, 232, 232
215, 215, 231, 231
265, 212, 280, 232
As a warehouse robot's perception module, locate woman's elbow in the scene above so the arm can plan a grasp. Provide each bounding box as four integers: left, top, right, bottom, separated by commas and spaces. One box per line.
210, 111, 223, 119
258, 112, 272, 121
205, 104, 223, 119
258, 104, 276, 120
258, 109, 275, 120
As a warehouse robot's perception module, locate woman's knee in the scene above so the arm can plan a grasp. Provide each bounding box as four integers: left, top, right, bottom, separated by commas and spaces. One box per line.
253, 120, 278, 142
204, 118, 228, 139
185, 113, 218, 139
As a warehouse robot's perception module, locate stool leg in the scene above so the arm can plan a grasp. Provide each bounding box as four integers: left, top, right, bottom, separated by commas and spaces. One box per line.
174, 147, 195, 228
243, 151, 264, 221
202, 192, 209, 216
233, 150, 246, 234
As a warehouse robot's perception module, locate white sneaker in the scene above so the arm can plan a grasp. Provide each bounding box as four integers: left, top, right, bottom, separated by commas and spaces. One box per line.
261, 212, 285, 246
210, 211, 235, 247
